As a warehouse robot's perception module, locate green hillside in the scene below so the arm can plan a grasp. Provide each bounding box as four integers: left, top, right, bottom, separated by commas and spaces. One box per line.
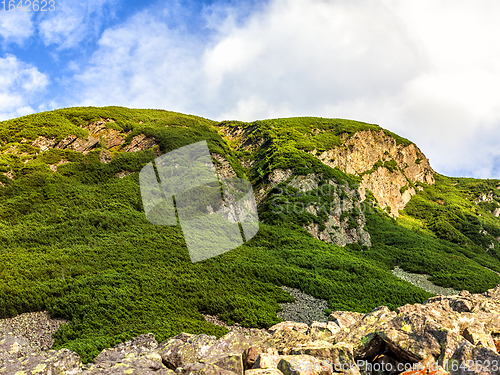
1, 106, 499, 363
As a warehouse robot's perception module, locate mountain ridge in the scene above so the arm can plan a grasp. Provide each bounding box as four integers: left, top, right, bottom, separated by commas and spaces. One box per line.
1, 106, 500, 363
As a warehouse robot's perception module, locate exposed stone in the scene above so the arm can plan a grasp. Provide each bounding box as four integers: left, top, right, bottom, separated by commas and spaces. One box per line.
3, 284, 500, 374
116, 170, 132, 178
49, 159, 70, 172
83, 333, 171, 374
493, 207, 500, 218
217, 124, 265, 154
213, 153, 238, 179
361, 167, 415, 217
268, 169, 294, 186
268, 322, 309, 335
277, 354, 330, 375
122, 134, 157, 152
24, 119, 128, 158
328, 311, 364, 329
288, 174, 319, 193
31, 136, 56, 152
246, 368, 284, 374
277, 286, 329, 325
0, 311, 67, 351
56, 134, 78, 149
243, 346, 261, 370
99, 149, 112, 164
0, 332, 34, 362
314, 130, 434, 217
83, 119, 125, 150
315, 130, 434, 184
307, 322, 342, 341
279, 174, 371, 247
475, 191, 495, 204
2, 170, 14, 179
253, 353, 283, 369
0, 333, 82, 375
391, 266, 460, 296
255, 169, 293, 204
64, 134, 100, 152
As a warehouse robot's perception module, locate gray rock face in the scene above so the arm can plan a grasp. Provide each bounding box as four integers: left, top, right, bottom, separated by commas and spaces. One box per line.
2, 284, 500, 374
493, 207, 500, 218
257, 170, 373, 248
0, 333, 82, 375
313, 130, 435, 218
282, 173, 371, 247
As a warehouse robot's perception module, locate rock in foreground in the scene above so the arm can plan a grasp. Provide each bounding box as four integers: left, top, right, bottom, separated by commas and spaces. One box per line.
2, 284, 500, 374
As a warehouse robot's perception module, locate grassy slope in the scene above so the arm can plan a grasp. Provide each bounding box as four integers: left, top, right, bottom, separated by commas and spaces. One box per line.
0, 107, 499, 362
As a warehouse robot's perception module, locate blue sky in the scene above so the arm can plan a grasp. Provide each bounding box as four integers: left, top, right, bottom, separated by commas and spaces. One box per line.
1, 0, 500, 179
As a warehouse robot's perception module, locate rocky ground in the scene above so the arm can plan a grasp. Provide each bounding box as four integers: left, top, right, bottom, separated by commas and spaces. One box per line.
391, 266, 460, 296
277, 286, 329, 324
0, 311, 66, 351
201, 314, 267, 337
2, 284, 500, 374
0, 285, 328, 354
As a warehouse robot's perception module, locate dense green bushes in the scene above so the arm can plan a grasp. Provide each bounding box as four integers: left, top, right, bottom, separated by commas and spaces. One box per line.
0, 164, 435, 362
363, 208, 500, 292
1, 107, 500, 364
403, 174, 500, 258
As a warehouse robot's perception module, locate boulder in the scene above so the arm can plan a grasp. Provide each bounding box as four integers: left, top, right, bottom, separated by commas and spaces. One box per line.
2, 284, 500, 374
82, 333, 170, 374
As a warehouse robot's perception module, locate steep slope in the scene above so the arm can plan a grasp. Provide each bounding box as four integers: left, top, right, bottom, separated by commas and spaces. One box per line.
217, 118, 434, 217
0, 107, 499, 363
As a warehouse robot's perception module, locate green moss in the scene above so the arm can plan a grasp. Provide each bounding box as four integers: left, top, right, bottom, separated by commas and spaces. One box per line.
359, 159, 400, 176
383, 160, 398, 173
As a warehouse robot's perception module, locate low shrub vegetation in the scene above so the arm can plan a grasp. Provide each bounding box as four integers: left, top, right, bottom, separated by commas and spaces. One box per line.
0, 107, 499, 363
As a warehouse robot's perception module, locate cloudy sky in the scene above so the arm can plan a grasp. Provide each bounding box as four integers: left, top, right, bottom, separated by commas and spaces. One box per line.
1, 0, 500, 179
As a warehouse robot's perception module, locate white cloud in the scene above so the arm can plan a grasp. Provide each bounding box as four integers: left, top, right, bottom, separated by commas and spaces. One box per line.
0, 10, 34, 45
0, 55, 49, 120
66, 0, 500, 178
204, 0, 424, 119
37, 0, 118, 48
70, 9, 205, 113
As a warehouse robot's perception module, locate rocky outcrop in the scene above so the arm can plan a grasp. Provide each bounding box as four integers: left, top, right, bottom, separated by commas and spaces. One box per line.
315, 130, 434, 185
25, 119, 161, 161
3, 284, 500, 374
277, 286, 330, 325
265, 172, 371, 247
48, 159, 70, 172
475, 191, 495, 204
212, 153, 238, 179
31, 136, 56, 152
30, 118, 130, 155
255, 169, 294, 205
360, 166, 415, 217
295, 175, 371, 247
219, 125, 435, 218
121, 134, 157, 152
0, 333, 82, 374
473, 191, 500, 217
314, 130, 435, 217
0, 119, 161, 179
218, 123, 264, 154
